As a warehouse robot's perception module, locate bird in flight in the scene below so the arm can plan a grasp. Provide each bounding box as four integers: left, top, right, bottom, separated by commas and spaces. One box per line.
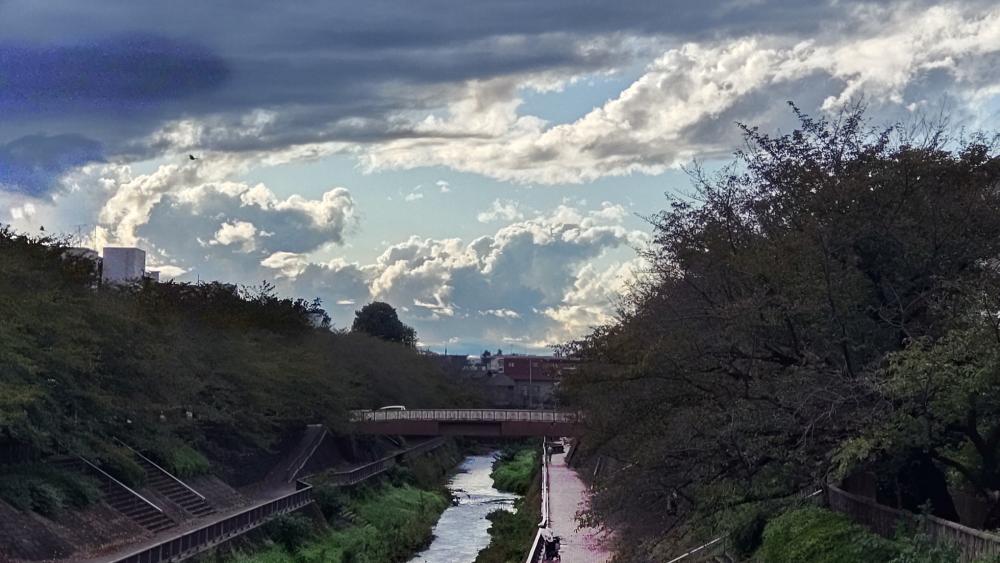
189, 154, 198, 161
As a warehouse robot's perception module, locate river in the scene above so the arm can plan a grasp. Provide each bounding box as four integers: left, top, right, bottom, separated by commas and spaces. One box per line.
409, 453, 518, 563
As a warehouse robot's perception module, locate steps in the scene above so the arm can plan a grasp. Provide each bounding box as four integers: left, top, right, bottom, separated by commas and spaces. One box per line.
101, 480, 176, 533
136, 457, 216, 518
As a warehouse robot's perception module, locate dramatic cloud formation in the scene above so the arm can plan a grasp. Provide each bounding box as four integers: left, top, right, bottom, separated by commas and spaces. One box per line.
265, 203, 646, 348
5, 1, 1000, 350
363, 5, 1000, 183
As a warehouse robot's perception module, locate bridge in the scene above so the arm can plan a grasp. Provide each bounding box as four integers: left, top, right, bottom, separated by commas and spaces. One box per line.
349, 409, 582, 437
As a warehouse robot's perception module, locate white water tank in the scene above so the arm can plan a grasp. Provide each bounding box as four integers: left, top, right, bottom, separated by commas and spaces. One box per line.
102, 247, 146, 284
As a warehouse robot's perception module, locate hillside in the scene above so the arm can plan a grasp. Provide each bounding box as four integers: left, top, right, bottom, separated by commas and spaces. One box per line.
0, 226, 471, 496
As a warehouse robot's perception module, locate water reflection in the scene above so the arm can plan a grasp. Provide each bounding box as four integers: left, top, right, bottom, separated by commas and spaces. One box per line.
409, 453, 518, 563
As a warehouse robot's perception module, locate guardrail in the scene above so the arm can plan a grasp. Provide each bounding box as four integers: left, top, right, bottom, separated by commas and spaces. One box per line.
326, 437, 447, 486
351, 409, 580, 423
524, 438, 550, 563
109, 483, 314, 563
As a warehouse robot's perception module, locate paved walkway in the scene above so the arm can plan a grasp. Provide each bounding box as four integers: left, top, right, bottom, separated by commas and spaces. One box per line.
547, 449, 613, 562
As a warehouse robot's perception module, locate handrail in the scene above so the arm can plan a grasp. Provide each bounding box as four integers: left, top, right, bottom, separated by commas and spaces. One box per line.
349, 409, 580, 423
108, 481, 314, 563
665, 537, 724, 563
79, 456, 164, 514
525, 438, 551, 563
286, 425, 328, 482
114, 439, 206, 501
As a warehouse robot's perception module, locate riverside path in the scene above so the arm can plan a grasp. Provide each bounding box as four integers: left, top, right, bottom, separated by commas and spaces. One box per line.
547, 448, 613, 562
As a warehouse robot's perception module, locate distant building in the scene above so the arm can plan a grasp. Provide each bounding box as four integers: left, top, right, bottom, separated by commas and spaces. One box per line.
101, 247, 147, 284
483, 355, 578, 408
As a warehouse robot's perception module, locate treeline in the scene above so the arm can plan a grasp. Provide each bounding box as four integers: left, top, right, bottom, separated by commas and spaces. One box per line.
560, 106, 1000, 560
0, 228, 470, 485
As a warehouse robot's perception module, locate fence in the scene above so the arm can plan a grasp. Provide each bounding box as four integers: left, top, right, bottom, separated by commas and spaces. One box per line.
524, 438, 551, 563
350, 409, 579, 423
827, 484, 1000, 562
108, 483, 314, 563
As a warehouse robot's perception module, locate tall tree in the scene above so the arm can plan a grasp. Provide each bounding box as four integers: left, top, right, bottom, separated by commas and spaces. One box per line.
560, 105, 1000, 557
351, 301, 417, 347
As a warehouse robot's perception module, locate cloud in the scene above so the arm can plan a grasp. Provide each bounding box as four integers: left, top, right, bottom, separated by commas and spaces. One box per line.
0, 134, 104, 196
437, 180, 451, 193
404, 192, 424, 202
477, 199, 524, 223
361, 4, 1000, 183
88, 162, 356, 280
210, 220, 258, 253
276, 202, 646, 347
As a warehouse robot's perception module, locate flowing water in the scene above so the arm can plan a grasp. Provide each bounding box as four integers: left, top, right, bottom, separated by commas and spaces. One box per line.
409, 453, 519, 563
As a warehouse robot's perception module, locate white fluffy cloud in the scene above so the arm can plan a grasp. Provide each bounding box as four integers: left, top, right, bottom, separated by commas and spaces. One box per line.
273, 202, 646, 348
87, 161, 356, 280
477, 199, 524, 223
362, 5, 1000, 184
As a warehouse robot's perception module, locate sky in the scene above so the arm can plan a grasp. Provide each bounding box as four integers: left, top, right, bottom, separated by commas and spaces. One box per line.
3, 1, 1000, 354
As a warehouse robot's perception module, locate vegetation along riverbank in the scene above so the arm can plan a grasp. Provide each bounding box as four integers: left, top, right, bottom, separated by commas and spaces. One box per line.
475, 443, 541, 563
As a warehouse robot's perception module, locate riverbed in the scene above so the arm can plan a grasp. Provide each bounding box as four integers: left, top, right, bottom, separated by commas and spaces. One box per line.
409, 453, 518, 563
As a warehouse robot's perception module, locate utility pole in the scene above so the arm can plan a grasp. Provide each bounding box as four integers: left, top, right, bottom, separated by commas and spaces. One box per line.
528, 358, 533, 409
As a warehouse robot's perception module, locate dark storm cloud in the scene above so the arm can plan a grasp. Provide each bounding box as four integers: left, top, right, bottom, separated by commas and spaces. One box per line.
0, 0, 984, 168
0, 134, 103, 196
0, 36, 228, 114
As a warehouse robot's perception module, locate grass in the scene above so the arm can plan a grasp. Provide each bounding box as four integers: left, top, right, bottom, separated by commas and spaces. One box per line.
490, 446, 539, 495
476, 443, 542, 563
227, 450, 454, 563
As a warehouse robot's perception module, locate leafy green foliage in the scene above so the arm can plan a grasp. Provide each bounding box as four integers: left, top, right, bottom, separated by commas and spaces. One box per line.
490, 446, 538, 495
262, 513, 316, 551
0, 226, 471, 481
0, 464, 101, 516
559, 106, 1000, 554
351, 302, 417, 347
758, 507, 900, 562
476, 463, 541, 563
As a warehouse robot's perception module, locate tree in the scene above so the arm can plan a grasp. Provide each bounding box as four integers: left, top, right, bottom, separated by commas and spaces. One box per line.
559, 105, 1000, 555
351, 301, 417, 347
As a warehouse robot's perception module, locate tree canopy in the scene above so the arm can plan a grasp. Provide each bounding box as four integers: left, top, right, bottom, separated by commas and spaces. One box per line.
560, 105, 1000, 559
351, 301, 417, 347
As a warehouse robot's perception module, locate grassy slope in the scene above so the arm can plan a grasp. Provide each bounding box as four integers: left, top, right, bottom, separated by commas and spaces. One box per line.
0, 229, 472, 505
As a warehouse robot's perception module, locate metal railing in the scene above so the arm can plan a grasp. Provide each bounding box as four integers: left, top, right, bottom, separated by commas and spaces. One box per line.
108, 483, 314, 563
351, 409, 580, 423
285, 425, 328, 482
79, 456, 165, 514
326, 437, 447, 486
115, 440, 207, 501
524, 438, 550, 563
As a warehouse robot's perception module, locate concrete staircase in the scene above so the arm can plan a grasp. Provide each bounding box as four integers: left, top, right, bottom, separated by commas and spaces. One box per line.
101, 480, 176, 533
136, 457, 216, 519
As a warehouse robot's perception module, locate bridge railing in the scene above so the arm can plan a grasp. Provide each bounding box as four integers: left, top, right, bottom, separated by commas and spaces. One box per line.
350, 409, 580, 423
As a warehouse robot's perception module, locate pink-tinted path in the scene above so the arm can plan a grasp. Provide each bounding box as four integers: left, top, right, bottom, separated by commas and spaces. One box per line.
547, 449, 614, 562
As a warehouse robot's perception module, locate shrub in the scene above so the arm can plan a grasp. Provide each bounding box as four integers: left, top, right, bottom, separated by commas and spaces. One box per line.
490, 447, 538, 495
30, 482, 65, 517
0, 465, 101, 515
161, 444, 211, 478
312, 483, 345, 521
263, 513, 315, 552
758, 507, 900, 563
728, 508, 768, 557
98, 447, 146, 488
